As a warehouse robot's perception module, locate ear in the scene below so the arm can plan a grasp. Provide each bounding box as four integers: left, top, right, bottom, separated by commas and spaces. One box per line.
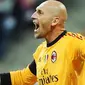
51, 17, 59, 26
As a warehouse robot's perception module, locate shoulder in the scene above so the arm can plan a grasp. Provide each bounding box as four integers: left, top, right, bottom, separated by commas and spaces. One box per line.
66, 32, 85, 40
64, 32, 85, 49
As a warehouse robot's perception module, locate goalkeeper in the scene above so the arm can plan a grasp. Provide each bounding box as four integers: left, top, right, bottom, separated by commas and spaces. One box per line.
0, 0, 85, 85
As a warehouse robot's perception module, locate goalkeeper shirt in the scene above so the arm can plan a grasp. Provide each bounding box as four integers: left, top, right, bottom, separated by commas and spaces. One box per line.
2, 30, 85, 85
33, 30, 85, 85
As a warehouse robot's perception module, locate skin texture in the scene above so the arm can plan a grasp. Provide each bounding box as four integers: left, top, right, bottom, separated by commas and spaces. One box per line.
31, 0, 67, 43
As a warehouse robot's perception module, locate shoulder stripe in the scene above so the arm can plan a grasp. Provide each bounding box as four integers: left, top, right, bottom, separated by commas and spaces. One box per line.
29, 60, 36, 75
0, 73, 11, 85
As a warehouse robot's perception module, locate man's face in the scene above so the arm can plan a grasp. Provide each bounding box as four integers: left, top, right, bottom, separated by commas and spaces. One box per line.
31, 2, 53, 39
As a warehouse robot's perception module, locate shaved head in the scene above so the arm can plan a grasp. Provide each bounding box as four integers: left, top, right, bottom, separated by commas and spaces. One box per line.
31, 0, 67, 40
37, 0, 68, 21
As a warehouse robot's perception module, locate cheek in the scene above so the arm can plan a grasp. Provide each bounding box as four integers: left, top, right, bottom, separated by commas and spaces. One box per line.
39, 16, 52, 33
41, 19, 52, 29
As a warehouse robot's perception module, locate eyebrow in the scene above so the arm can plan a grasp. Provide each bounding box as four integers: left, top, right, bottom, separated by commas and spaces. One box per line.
36, 8, 43, 12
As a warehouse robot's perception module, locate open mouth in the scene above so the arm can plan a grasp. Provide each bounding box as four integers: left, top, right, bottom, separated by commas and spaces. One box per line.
34, 22, 39, 30
32, 19, 39, 30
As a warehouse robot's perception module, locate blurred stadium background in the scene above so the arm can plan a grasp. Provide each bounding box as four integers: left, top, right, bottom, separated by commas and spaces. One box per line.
0, 0, 85, 82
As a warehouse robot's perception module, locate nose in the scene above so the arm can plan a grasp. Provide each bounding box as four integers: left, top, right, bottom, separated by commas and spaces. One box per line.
31, 12, 37, 20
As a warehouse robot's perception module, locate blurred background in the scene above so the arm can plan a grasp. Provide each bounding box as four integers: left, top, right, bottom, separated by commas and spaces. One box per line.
0, 0, 85, 77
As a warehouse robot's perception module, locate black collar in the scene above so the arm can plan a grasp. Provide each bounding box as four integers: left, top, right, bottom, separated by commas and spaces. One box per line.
47, 30, 67, 47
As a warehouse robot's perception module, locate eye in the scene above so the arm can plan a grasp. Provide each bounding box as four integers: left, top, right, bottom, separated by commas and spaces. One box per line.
37, 10, 43, 15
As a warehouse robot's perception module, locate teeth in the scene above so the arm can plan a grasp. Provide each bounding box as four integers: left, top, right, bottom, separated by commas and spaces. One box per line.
34, 23, 37, 29
34, 23, 39, 29
34, 29, 38, 32
33, 20, 39, 30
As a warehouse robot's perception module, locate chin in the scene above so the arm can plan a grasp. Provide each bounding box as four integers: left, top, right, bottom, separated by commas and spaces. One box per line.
34, 34, 43, 39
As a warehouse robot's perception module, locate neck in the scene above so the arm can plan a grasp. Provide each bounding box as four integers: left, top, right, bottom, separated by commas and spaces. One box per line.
45, 27, 65, 43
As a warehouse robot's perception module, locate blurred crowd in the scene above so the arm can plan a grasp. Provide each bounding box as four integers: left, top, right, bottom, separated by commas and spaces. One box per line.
0, 0, 45, 58
0, 0, 83, 59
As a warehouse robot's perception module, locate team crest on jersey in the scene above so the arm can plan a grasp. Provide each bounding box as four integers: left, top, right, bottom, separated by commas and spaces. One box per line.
51, 51, 57, 63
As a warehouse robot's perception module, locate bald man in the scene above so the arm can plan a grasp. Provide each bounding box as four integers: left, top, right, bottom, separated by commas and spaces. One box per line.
0, 0, 85, 85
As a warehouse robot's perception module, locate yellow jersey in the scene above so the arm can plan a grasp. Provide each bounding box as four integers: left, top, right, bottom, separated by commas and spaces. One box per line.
33, 30, 85, 85
10, 30, 85, 85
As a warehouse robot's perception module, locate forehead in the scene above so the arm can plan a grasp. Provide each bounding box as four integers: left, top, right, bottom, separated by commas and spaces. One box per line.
36, 1, 60, 16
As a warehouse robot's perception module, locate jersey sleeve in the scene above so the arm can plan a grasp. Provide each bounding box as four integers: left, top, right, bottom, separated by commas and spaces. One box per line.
10, 65, 37, 85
